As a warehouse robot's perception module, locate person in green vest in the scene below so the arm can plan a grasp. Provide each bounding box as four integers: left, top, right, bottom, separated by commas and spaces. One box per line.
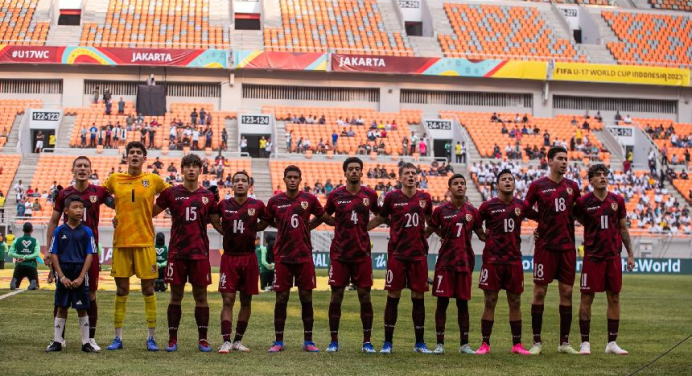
154, 232, 168, 292
0, 232, 7, 269
255, 236, 274, 292
9, 222, 40, 290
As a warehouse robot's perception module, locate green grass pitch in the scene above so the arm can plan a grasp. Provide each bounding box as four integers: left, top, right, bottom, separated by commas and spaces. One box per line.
1, 272, 690, 375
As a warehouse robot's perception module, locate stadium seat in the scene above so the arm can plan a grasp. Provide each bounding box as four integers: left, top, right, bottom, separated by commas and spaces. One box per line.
0, 0, 49, 46
0, 99, 43, 148
439, 4, 586, 62
0, 155, 21, 202
263, 0, 414, 56
603, 11, 692, 68
648, 0, 692, 12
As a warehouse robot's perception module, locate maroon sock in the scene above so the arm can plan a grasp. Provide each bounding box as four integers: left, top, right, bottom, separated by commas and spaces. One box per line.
301, 301, 314, 342
361, 302, 373, 343
274, 302, 287, 342
221, 320, 232, 342
411, 298, 425, 344
607, 319, 619, 342
234, 321, 248, 342
88, 299, 98, 338
559, 305, 572, 345
481, 319, 494, 345
457, 299, 470, 345
328, 302, 341, 343
510, 320, 522, 345
384, 297, 400, 343
167, 304, 182, 341
580, 319, 590, 343
195, 306, 210, 340
435, 298, 450, 344
531, 304, 544, 344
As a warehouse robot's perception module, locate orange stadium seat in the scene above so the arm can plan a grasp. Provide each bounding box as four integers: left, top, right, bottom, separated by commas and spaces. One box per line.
603, 11, 692, 68
0, 0, 49, 46
440, 111, 607, 163
649, 0, 692, 11
0, 99, 43, 148
263, 0, 414, 56
0, 155, 21, 200
525, 0, 614, 5
79, 0, 230, 49
438, 4, 586, 62
266, 106, 421, 155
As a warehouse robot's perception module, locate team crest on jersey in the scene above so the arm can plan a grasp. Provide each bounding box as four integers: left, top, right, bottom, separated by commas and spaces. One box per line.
419, 200, 427, 208
465, 214, 473, 222
202, 196, 209, 205
142, 179, 150, 187
363, 198, 370, 207
90, 195, 98, 203
611, 203, 618, 211
515, 207, 522, 216
566, 187, 573, 195
301, 201, 309, 210
248, 208, 256, 216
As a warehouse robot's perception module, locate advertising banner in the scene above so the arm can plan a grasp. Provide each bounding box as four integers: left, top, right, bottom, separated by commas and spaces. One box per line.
234, 50, 328, 71
0, 45, 229, 68
551, 62, 691, 87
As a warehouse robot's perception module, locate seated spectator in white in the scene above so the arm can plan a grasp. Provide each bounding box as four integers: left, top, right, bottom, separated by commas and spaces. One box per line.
624, 115, 632, 124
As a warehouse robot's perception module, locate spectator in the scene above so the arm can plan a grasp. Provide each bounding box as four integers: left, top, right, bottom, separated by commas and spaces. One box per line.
89, 124, 98, 147
192, 127, 200, 150
118, 97, 125, 114
126, 114, 135, 130
240, 136, 248, 154
34, 131, 45, 153
0, 233, 6, 269
9, 222, 40, 290
259, 236, 275, 291
418, 137, 427, 156
221, 129, 228, 151
105, 100, 112, 115
624, 114, 632, 124
410, 132, 418, 155
13, 179, 24, 200
93, 85, 99, 104
205, 128, 213, 149
32, 198, 41, 212
190, 108, 199, 125
199, 108, 206, 125
614, 110, 622, 122
259, 136, 267, 158
265, 137, 272, 158
286, 131, 293, 152
332, 131, 338, 150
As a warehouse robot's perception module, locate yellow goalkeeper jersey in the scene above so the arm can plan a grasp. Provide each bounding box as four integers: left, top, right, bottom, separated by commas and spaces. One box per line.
103, 172, 168, 248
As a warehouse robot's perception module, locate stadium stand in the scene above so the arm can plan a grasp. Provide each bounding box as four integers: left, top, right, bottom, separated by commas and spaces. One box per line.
438, 3, 586, 61
0, 0, 49, 45
649, 0, 692, 11
263, 0, 414, 56
22, 155, 251, 222
440, 111, 608, 163
0, 155, 21, 201
525, 0, 615, 5
633, 118, 691, 167
0, 99, 43, 148
266, 106, 421, 155
602, 10, 692, 68
79, 0, 230, 49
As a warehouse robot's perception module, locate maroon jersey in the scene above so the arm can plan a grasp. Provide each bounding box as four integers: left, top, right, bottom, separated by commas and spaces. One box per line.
429, 201, 481, 272
525, 176, 581, 252
462, 201, 481, 271
479, 197, 534, 265
379, 189, 432, 261
325, 186, 380, 262
155, 185, 218, 260
54, 184, 112, 244
574, 192, 626, 261
266, 191, 325, 264
218, 197, 271, 256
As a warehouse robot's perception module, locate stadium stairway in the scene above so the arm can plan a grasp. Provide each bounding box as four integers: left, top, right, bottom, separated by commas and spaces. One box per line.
225, 117, 239, 152
251, 158, 273, 202
594, 128, 625, 168
46, 25, 83, 46
262, 0, 283, 29
409, 36, 444, 58
664, 180, 688, 207
275, 120, 287, 154
81, 0, 108, 27
231, 30, 265, 50
5, 154, 39, 218
209, 0, 232, 27
2, 115, 24, 153
377, 0, 406, 35
55, 115, 76, 149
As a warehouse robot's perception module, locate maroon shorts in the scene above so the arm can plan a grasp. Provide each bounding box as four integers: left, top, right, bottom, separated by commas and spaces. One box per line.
432, 270, 471, 300
164, 258, 212, 286
580, 257, 622, 294
384, 257, 429, 293
479, 263, 524, 294
533, 249, 576, 286
88, 256, 100, 292
218, 254, 259, 295
328, 257, 373, 288
273, 261, 316, 292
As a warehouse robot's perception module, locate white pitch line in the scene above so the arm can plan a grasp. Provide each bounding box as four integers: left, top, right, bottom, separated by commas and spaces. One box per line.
0, 289, 26, 301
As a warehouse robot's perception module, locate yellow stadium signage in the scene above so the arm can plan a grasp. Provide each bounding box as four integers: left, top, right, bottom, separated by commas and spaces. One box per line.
551, 62, 690, 87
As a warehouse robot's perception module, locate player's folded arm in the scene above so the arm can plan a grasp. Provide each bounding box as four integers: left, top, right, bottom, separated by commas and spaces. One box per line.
367, 214, 387, 231
210, 213, 224, 235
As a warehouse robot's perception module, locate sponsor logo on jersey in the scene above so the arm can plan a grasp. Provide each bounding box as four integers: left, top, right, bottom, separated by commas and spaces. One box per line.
541, 188, 556, 193
90, 195, 98, 203
202, 196, 209, 205
515, 207, 522, 216
419, 200, 427, 208
611, 203, 618, 211
491, 209, 505, 214
301, 201, 309, 210
142, 179, 150, 187
363, 198, 370, 207
277, 204, 291, 209
465, 214, 473, 222
248, 208, 256, 216
566, 187, 573, 195
337, 200, 351, 205
23, 240, 32, 247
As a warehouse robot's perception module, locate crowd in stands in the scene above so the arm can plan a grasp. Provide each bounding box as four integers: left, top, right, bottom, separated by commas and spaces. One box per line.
471, 160, 691, 235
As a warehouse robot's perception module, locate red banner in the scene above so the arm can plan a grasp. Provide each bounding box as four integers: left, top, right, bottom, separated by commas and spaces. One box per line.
331, 53, 439, 74
95, 47, 206, 66
0, 45, 63, 64
234, 50, 327, 70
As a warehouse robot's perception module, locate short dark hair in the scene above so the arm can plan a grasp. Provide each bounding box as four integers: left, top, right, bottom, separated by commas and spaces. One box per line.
447, 173, 466, 187
496, 169, 514, 183
342, 157, 363, 172
126, 141, 147, 156
398, 162, 417, 177
588, 164, 610, 180
181, 153, 202, 168
284, 165, 301, 178
232, 170, 250, 181
72, 156, 92, 168
547, 146, 567, 160
64, 195, 85, 209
